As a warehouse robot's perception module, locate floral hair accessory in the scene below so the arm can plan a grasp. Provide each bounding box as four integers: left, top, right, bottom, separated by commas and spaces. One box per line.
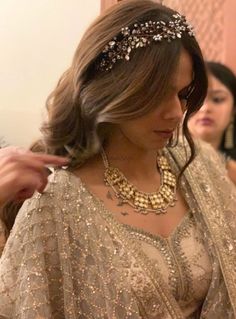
97, 13, 194, 71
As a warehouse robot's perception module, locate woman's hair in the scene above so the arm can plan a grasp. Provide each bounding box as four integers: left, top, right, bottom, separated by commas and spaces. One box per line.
206, 61, 236, 160
42, 0, 207, 172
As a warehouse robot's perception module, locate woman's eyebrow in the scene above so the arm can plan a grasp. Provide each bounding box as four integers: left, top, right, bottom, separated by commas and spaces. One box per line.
208, 89, 229, 94
168, 80, 194, 93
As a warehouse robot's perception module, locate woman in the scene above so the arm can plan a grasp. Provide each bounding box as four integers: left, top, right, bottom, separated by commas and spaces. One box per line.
188, 62, 236, 183
0, 1, 236, 318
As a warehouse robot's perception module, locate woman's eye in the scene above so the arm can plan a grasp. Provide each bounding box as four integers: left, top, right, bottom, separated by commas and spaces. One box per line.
179, 95, 188, 101
178, 89, 191, 103
178, 94, 188, 104
178, 85, 193, 111
211, 96, 226, 104
178, 94, 188, 111
178, 85, 193, 103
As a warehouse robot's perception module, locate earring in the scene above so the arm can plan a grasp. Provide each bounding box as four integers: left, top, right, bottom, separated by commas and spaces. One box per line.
224, 121, 234, 149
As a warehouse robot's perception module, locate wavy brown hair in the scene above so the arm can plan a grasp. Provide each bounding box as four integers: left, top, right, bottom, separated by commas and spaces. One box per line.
42, 0, 207, 172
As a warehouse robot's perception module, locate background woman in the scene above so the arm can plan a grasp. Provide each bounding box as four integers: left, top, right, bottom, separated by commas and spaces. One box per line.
188, 61, 236, 183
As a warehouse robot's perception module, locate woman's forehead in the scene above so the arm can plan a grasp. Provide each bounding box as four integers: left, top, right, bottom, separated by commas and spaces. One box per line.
169, 50, 193, 90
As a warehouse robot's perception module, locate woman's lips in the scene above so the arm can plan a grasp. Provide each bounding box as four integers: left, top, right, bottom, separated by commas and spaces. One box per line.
197, 118, 214, 126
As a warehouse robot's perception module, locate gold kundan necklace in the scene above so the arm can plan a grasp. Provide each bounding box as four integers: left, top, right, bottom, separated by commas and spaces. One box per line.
101, 149, 177, 214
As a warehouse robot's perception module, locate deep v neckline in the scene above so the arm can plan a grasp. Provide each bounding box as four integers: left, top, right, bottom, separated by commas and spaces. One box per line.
121, 211, 192, 241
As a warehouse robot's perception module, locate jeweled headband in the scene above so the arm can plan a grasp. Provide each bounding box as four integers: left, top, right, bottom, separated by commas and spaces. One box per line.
97, 13, 194, 72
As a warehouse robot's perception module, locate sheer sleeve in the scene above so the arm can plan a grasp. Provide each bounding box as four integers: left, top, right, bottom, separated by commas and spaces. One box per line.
0, 191, 68, 319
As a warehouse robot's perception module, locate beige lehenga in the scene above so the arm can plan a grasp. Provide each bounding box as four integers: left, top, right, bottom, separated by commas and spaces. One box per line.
0, 141, 236, 319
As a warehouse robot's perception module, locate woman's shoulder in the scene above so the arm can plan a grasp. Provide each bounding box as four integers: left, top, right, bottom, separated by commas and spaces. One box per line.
49, 168, 83, 190
31, 168, 84, 204
7, 169, 90, 248
15, 169, 85, 223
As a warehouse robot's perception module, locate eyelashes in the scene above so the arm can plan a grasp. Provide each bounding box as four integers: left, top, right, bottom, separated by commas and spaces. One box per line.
178, 85, 193, 110
178, 83, 194, 101
210, 96, 227, 104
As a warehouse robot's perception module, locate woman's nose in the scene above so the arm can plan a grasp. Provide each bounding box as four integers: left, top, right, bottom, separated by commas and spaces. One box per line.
163, 96, 185, 122
199, 100, 212, 113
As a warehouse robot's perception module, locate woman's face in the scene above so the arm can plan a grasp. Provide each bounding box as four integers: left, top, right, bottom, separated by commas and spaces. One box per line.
188, 73, 234, 146
112, 49, 193, 152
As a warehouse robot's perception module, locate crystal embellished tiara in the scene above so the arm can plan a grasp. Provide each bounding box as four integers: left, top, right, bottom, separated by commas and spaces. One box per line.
97, 13, 194, 72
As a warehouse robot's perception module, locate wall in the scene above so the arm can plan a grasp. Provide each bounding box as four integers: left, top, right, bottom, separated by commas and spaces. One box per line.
0, 0, 100, 146
101, 0, 236, 72
224, 0, 236, 74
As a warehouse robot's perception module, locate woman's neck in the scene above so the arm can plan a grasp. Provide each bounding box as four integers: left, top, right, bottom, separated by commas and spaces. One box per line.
103, 138, 161, 181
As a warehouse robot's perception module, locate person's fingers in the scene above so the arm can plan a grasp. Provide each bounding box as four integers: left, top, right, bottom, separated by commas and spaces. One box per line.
2, 155, 48, 180
14, 189, 35, 202
23, 152, 69, 166
0, 146, 24, 158
0, 147, 69, 166
0, 147, 68, 206
0, 159, 50, 201
0, 170, 39, 205
13, 164, 50, 195
13, 168, 49, 200
3, 153, 61, 178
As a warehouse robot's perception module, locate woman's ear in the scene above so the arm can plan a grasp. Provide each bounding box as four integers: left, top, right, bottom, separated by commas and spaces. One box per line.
225, 116, 235, 149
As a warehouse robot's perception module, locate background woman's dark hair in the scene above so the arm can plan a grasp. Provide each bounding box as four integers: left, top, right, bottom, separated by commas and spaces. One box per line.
207, 61, 236, 160
42, 0, 207, 175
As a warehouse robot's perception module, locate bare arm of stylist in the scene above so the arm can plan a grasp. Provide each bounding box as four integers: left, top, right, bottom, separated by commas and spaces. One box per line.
0, 147, 69, 206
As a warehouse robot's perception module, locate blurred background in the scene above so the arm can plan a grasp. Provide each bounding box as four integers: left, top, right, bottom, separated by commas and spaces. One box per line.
0, 0, 100, 146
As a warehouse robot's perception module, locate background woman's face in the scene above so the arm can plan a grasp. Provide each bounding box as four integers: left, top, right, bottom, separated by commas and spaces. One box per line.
188, 73, 234, 144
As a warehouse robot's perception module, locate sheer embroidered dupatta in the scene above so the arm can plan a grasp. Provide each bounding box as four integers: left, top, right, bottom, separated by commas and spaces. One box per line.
167, 141, 236, 318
